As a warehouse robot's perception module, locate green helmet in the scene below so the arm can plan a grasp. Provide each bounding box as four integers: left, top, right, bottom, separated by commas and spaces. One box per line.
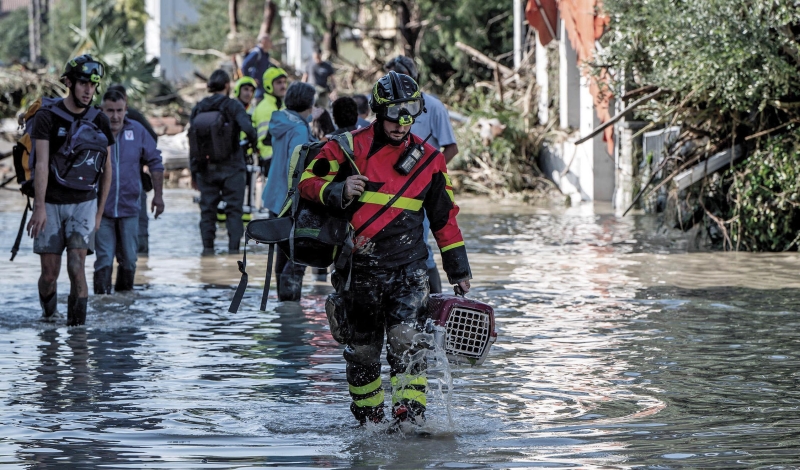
262, 67, 288, 96
62, 54, 105, 84
369, 71, 425, 126
233, 76, 258, 98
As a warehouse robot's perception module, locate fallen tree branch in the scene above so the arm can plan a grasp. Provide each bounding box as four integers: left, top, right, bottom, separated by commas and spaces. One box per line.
455, 41, 515, 77
744, 119, 800, 141
180, 48, 230, 60
574, 88, 664, 146
620, 85, 658, 101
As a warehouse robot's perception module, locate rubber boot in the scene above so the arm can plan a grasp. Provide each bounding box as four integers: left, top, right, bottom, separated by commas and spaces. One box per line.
93, 267, 113, 295
277, 273, 303, 301
39, 291, 58, 323
115, 267, 136, 292
427, 267, 442, 294
67, 296, 87, 327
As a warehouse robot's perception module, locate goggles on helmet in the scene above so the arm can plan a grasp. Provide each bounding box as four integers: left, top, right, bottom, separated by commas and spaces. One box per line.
69, 60, 105, 84
384, 100, 422, 125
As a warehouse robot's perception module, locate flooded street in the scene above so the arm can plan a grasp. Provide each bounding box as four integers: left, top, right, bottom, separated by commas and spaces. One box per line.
1, 189, 800, 469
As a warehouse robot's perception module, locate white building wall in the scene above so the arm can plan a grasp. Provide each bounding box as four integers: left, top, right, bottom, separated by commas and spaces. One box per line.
145, 0, 198, 82
541, 21, 615, 202
281, 11, 315, 74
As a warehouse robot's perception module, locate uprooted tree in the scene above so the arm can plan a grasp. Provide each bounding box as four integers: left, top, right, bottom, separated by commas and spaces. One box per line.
595, 0, 800, 251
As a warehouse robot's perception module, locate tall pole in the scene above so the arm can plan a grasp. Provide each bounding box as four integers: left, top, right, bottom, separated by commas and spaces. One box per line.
81, 0, 87, 34
513, 0, 523, 69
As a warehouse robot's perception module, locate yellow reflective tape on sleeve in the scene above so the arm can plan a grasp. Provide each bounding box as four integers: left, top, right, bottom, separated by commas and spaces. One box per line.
349, 377, 382, 396
446, 188, 455, 202
319, 182, 330, 202
328, 159, 340, 173
359, 191, 423, 211
440, 241, 465, 253
354, 390, 385, 408
390, 375, 428, 388
391, 389, 427, 407
300, 171, 316, 183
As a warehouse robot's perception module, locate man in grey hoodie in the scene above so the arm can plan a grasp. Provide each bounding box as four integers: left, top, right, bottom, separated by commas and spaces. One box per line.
262, 81, 317, 300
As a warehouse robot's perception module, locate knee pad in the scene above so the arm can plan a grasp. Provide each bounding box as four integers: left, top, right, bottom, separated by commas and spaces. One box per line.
343, 343, 382, 365
387, 324, 434, 358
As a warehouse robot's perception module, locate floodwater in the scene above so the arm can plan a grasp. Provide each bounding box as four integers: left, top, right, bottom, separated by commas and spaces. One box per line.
1, 189, 800, 469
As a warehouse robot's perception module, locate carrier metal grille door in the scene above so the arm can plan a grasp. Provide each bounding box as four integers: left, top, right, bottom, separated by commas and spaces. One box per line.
445, 307, 491, 359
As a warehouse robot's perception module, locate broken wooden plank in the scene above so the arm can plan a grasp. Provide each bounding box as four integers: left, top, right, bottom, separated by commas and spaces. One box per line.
673, 146, 744, 191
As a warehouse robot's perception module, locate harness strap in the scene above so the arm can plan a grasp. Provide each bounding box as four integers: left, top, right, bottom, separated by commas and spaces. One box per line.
261, 243, 275, 311
228, 236, 250, 313
10, 197, 31, 262
354, 149, 441, 238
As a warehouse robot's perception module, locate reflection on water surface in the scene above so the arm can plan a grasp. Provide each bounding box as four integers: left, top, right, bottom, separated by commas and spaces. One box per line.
1, 190, 799, 468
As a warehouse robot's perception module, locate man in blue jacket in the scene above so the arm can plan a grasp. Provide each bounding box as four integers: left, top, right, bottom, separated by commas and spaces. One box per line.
241, 34, 274, 102
94, 89, 165, 294
262, 81, 316, 300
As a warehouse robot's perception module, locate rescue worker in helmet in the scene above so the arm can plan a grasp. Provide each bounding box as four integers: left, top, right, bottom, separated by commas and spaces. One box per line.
233, 76, 258, 114
233, 76, 259, 220
252, 67, 288, 177
297, 71, 473, 426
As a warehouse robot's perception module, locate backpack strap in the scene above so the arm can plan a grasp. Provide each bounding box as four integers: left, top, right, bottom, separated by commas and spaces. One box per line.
9, 197, 31, 262
228, 236, 250, 313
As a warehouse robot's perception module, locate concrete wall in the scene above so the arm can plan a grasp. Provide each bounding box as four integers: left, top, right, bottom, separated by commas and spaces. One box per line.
541, 19, 615, 203
145, 0, 198, 83
280, 10, 315, 73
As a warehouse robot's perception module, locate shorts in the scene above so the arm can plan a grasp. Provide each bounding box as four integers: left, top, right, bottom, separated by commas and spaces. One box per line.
33, 200, 97, 255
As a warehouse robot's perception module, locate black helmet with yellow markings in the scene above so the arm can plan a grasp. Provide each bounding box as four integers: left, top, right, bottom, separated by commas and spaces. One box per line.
62, 54, 105, 84
369, 71, 425, 126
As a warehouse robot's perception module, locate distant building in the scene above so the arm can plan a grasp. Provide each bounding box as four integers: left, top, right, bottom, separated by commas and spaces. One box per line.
145, 0, 198, 82
0, 0, 29, 14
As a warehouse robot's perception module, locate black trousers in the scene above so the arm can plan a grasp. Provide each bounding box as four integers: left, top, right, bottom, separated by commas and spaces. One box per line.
197, 166, 246, 251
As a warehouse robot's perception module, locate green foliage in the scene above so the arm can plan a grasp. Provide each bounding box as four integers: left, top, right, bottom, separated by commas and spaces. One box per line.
727, 129, 800, 251
597, 0, 800, 114
293, 0, 514, 90
179, 0, 279, 66
43, 0, 147, 70
0, 9, 30, 64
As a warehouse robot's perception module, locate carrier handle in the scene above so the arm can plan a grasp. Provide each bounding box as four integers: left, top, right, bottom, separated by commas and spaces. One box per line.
453, 285, 466, 297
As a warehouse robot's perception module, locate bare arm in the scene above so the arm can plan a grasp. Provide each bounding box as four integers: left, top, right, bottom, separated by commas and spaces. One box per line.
442, 143, 459, 164
95, 147, 113, 231
26, 139, 50, 238
150, 171, 165, 218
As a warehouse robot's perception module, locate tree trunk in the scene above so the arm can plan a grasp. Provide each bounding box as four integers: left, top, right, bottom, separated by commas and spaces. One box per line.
28, 0, 42, 64
228, 0, 239, 37
259, 0, 278, 36
397, 1, 421, 59
321, 0, 338, 58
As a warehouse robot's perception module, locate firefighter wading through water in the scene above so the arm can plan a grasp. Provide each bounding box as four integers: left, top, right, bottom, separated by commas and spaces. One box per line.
297, 71, 473, 426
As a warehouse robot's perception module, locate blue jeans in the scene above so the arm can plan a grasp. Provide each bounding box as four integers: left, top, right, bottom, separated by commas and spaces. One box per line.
138, 189, 149, 253
95, 216, 139, 273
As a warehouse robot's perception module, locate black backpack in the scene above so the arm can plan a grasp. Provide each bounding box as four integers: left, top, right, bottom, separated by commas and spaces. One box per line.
228, 133, 357, 313
189, 100, 235, 165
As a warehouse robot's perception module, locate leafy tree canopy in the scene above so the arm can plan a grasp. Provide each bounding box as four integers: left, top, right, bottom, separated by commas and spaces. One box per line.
597, 0, 800, 115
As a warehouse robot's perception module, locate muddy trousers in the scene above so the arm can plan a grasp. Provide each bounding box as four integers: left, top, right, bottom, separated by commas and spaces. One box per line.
334, 259, 431, 424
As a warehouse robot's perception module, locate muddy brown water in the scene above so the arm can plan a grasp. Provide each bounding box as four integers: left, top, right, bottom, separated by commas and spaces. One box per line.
1, 189, 799, 469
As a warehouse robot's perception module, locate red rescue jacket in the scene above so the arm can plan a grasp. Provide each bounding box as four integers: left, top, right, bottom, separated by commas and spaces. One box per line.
297, 123, 471, 283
